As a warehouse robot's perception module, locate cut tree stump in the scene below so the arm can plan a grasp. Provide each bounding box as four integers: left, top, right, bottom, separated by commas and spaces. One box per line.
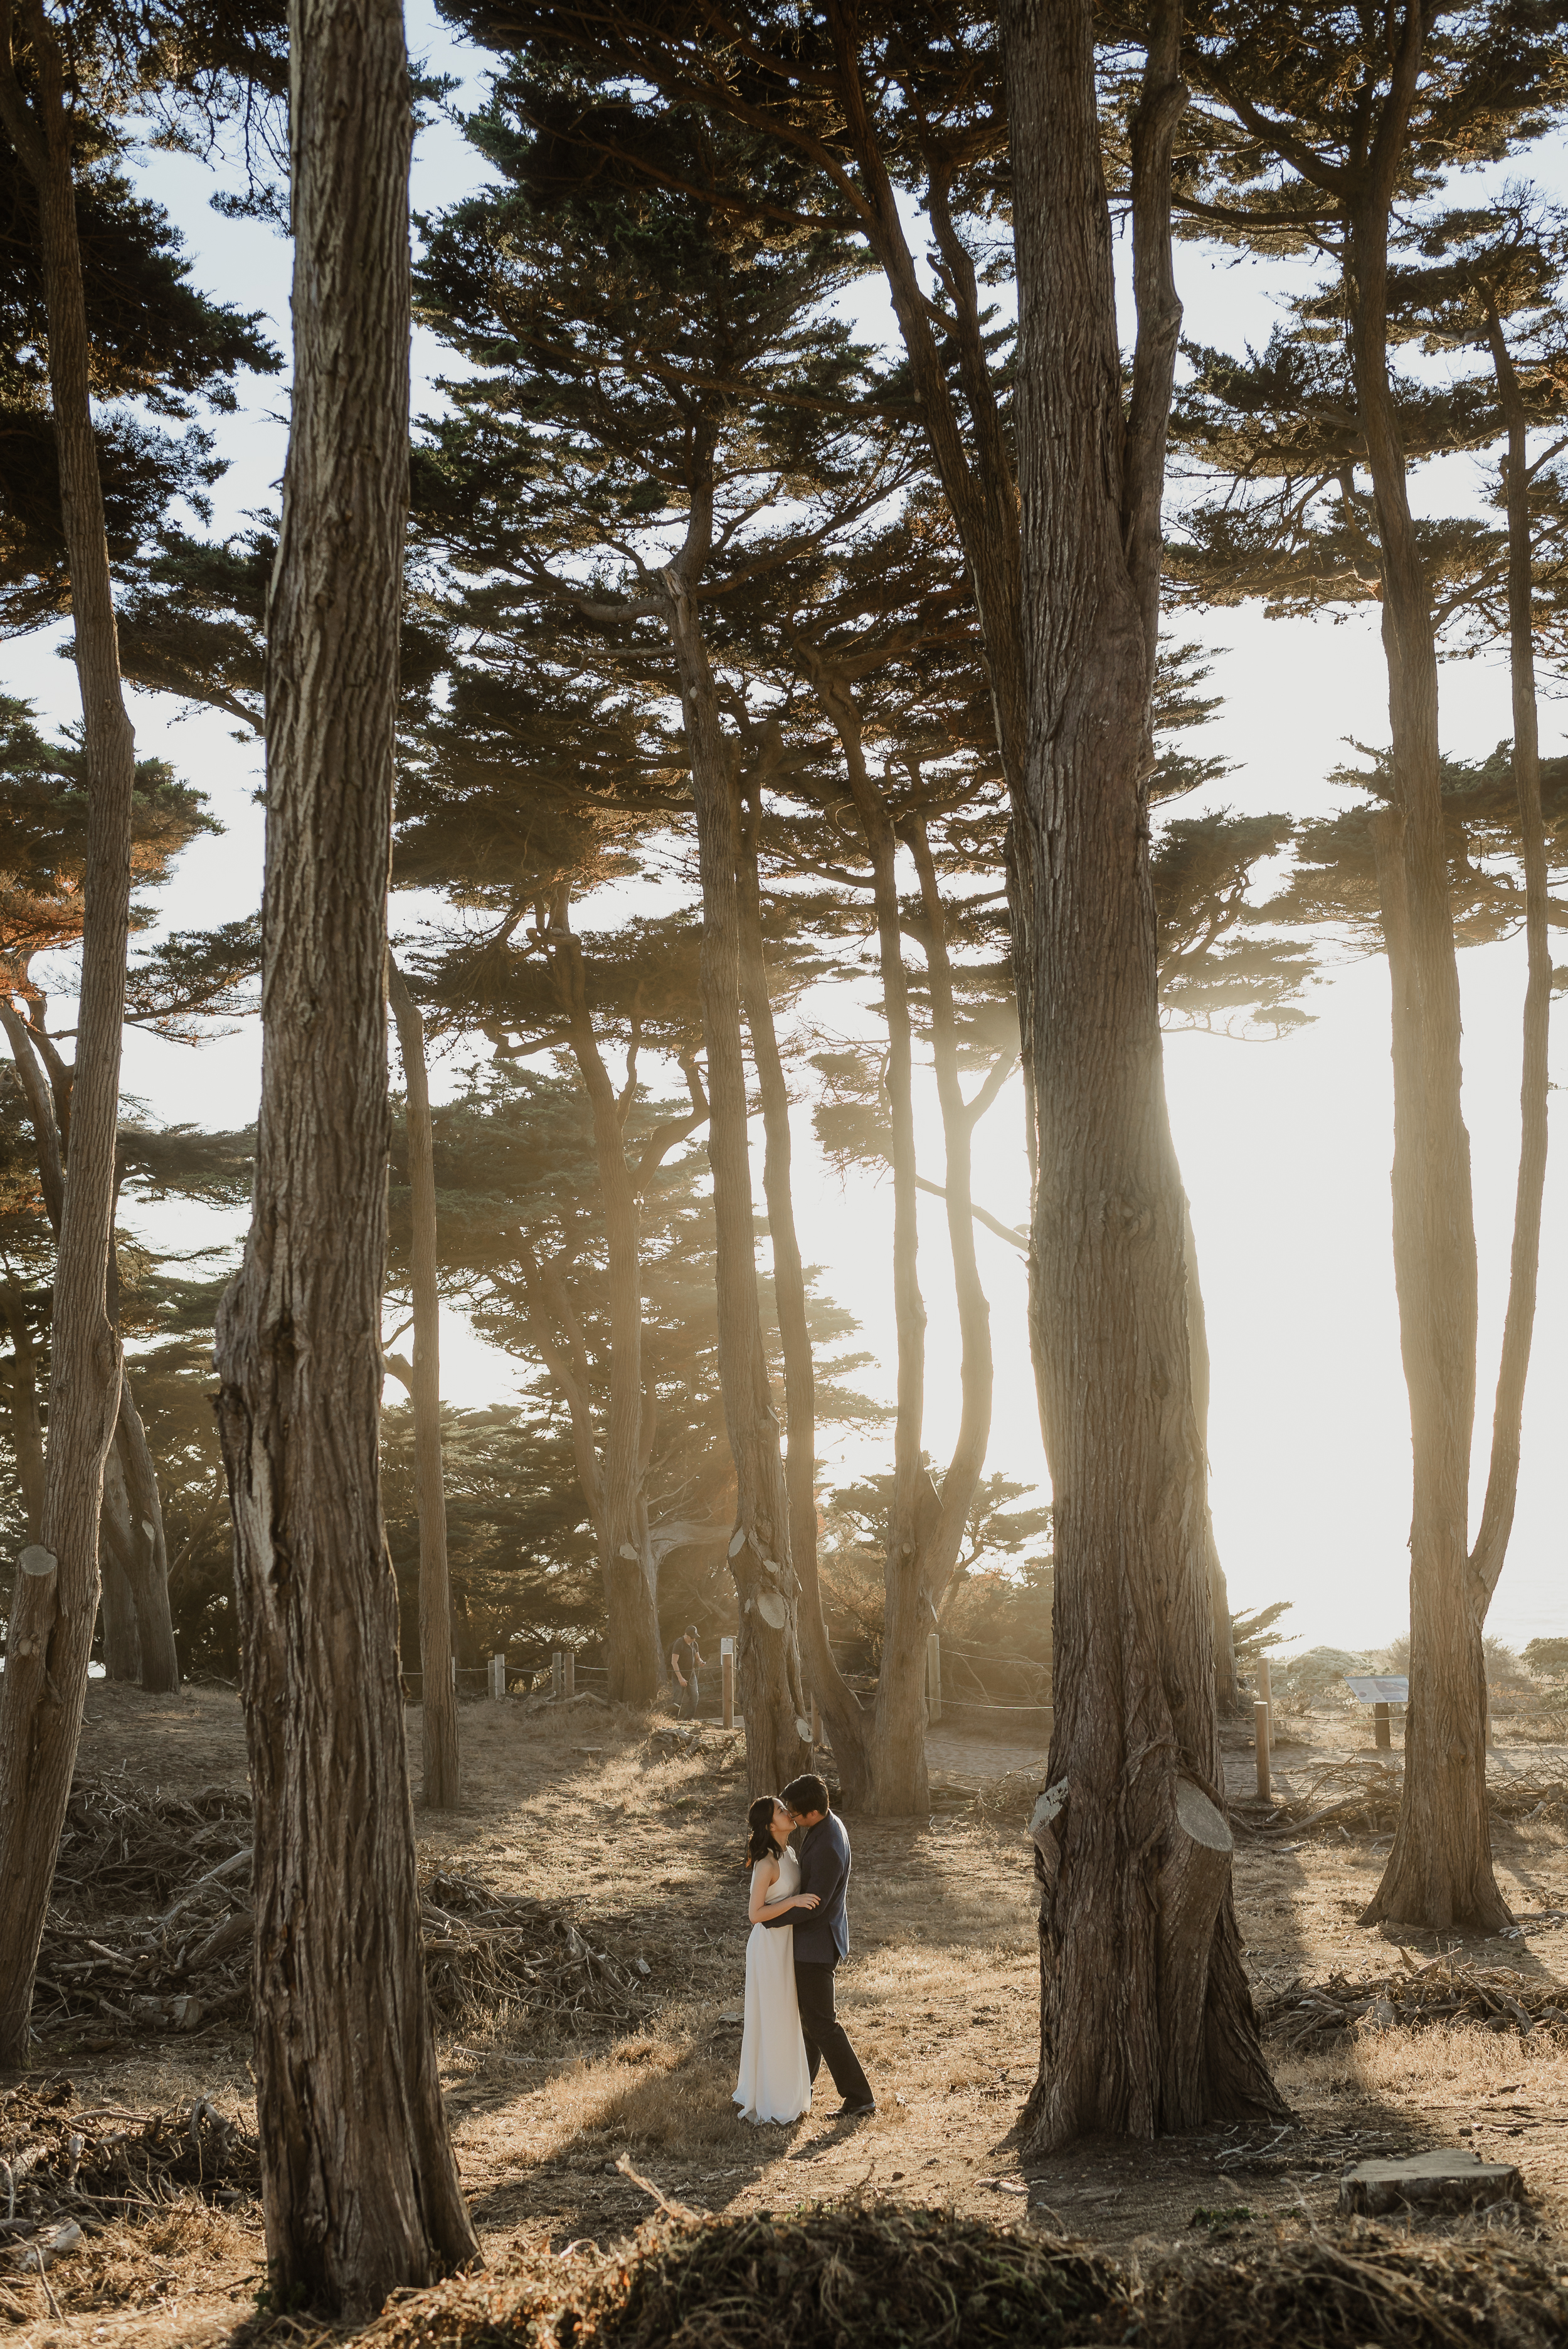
1339, 2148, 1523, 2216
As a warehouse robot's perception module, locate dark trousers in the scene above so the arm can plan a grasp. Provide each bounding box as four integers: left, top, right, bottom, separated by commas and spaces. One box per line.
794, 1959, 872, 2106
680, 1672, 700, 1718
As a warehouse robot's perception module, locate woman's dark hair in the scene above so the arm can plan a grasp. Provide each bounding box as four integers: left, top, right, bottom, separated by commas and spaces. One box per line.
746, 1795, 781, 1867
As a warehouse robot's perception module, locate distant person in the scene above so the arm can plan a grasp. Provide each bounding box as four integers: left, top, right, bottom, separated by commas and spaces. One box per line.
763, 1773, 874, 2119
733, 1794, 819, 2124
671, 1624, 704, 1717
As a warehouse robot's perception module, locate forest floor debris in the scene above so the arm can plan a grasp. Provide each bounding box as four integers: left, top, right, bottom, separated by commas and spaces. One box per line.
267, 2204, 1568, 2349
1260, 1955, 1568, 2049
1239, 1761, 1568, 1843
34, 1779, 654, 2049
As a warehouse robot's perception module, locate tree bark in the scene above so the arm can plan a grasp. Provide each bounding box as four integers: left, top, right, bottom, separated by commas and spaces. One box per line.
387, 955, 461, 1806
1347, 13, 1503, 1935
1467, 309, 1552, 1618
736, 760, 870, 1806
0, 3, 138, 2069
1004, 0, 1281, 2144
211, 0, 476, 2306
663, 571, 810, 1796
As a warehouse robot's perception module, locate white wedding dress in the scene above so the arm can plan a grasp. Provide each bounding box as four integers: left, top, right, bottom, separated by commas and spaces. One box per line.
733, 1848, 813, 2124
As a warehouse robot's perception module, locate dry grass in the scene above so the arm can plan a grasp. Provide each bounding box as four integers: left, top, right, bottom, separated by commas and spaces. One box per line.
21, 1680, 1568, 2346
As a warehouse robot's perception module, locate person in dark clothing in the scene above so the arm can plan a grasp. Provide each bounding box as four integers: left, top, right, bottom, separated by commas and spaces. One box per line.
763, 1771, 874, 2118
671, 1625, 703, 1718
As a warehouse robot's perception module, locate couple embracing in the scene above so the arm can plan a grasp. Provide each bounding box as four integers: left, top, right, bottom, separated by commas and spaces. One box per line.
733, 1771, 874, 2127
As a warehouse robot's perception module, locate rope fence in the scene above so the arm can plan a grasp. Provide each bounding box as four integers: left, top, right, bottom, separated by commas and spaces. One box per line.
401, 1634, 1052, 1744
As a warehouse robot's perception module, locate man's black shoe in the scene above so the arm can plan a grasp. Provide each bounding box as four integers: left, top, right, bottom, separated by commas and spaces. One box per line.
832, 2100, 876, 2119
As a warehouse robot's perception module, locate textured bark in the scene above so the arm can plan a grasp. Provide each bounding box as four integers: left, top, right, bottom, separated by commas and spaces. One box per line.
736, 763, 869, 1806
1467, 310, 1552, 1618
387, 955, 461, 1806
664, 575, 810, 1797
1005, 0, 1280, 2144
0, 3, 137, 2069
1347, 11, 1501, 1935
212, 0, 477, 2307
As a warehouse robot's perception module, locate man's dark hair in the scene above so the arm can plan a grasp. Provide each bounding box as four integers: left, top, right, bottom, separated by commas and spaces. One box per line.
782, 1773, 830, 1816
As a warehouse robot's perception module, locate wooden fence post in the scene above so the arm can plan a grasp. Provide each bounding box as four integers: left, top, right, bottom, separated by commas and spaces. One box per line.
1258, 1656, 1272, 1738
1373, 1700, 1392, 1751
926, 1631, 941, 1724
721, 1637, 734, 1731
489, 1653, 505, 1700
551, 1650, 563, 1702
1254, 1698, 1271, 1802
810, 1696, 821, 1749
564, 1650, 576, 1702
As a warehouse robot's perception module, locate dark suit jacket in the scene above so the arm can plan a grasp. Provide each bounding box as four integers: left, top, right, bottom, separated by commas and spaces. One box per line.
763, 1810, 850, 1966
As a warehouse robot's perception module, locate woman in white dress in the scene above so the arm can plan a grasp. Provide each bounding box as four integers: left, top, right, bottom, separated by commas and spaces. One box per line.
733, 1795, 818, 2125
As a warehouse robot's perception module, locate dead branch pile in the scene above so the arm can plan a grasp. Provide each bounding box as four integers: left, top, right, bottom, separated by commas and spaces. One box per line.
331, 2207, 1568, 2349
1241, 1763, 1568, 1844
1259, 1955, 1568, 2049
970, 1769, 1046, 1827
34, 1779, 650, 2045
0, 2077, 258, 2288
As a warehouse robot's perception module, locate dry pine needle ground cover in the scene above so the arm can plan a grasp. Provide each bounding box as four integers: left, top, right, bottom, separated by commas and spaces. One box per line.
4, 1682, 1568, 2346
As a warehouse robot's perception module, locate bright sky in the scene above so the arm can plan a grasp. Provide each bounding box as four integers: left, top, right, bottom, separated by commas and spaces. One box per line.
4, 11, 1564, 1661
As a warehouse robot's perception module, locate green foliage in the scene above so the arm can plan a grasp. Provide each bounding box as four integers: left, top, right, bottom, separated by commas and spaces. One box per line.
1230, 1600, 1297, 1670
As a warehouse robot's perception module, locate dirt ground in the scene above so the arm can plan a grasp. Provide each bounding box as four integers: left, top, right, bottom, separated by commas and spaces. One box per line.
8, 1680, 1568, 2345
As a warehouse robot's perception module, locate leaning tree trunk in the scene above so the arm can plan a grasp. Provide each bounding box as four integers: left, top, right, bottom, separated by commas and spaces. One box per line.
1467, 310, 1552, 1625
387, 955, 461, 1806
1343, 64, 1501, 1932
664, 576, 810, 1796
1004, 0, 1281, 2146
212, 0, 476, 2307
737, 767, 870, 1805
0, 14, 139, 2069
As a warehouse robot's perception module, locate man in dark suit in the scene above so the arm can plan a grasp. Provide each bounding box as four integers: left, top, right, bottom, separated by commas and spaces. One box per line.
765, 1772, 874, 2118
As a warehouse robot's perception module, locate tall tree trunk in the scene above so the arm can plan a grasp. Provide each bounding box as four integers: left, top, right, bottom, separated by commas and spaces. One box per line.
663, 575, 810, 1796
548, 908, 664, 1705
1, 999, 180, 1685
736, 761, 870, 1806
1467, 309, 1552, 1621
98, 1438, 144, 1678
387, 955, 461, 1806
806, 666, 929, 1815
212, 0, 476, 2306
0, 1279, 46, 1540
1347, 18, 1502, 1934
1004, 0, 1281, 2145
0, 7, 138, 2069
109, 1388, 179, 1689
